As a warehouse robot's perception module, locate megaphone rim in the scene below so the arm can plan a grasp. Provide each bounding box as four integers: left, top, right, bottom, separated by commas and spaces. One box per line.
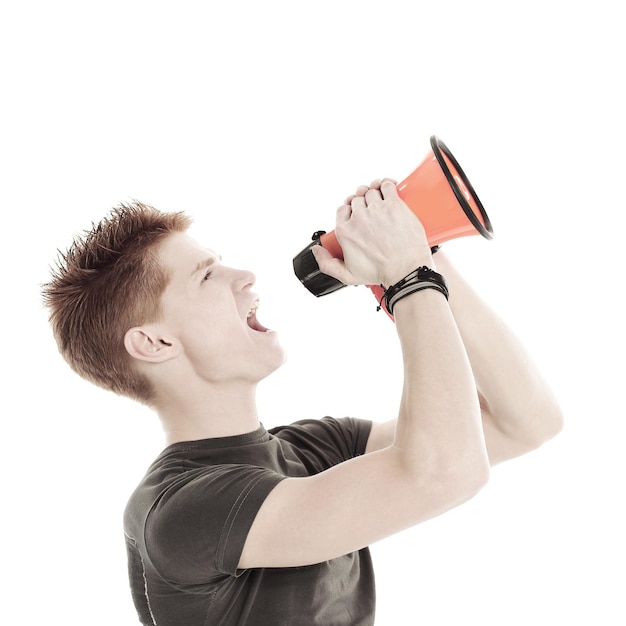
430, 135, 494, 240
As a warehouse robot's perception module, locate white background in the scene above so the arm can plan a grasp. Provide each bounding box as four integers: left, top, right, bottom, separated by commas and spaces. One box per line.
2, 1, 624, 624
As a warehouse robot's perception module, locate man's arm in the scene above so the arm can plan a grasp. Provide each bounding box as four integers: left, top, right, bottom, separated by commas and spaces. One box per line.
365, 252, 563, 464
238, 180, 490, 569
435, 250, 563, 464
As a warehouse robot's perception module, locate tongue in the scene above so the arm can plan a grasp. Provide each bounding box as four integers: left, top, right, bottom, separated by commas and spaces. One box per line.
247, 313, 269, 332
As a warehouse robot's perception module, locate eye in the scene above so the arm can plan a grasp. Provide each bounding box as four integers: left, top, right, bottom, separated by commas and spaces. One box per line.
202, 270, 212, 282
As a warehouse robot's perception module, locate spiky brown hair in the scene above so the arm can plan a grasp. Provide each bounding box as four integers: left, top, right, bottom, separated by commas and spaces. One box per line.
42, 201, 192, 404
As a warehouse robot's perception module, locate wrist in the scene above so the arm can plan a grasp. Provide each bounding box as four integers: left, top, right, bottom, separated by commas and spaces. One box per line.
382, 252, 435, 288
378, 266, 449, 315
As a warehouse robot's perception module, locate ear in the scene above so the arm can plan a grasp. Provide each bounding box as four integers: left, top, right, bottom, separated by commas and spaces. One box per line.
124, 327, 180, 363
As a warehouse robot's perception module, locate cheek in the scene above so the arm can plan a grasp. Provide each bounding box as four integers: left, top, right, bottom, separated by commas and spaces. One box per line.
184, 307, 247, 355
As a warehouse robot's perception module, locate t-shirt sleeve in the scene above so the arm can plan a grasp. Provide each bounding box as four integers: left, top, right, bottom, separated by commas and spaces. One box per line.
270, 416, 373, 471
145, 464, 285, 584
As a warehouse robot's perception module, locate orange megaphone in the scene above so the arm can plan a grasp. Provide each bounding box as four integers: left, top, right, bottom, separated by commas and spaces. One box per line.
293, 135, 493, 298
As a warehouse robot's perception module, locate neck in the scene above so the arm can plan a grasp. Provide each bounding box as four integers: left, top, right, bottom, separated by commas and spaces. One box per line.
156, 379, 261, 446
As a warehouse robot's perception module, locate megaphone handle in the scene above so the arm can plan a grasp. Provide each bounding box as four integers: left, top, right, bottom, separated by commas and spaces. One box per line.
319, 231, 344, 260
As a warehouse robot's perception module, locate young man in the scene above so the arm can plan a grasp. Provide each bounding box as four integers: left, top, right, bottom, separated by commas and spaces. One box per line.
42, 179, 563, 625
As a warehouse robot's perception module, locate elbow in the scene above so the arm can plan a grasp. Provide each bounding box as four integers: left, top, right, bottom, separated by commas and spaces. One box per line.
428, 450, 491, 509
447, 431, 492, 496
546, 401, 566, 439
524, 402, 565, 452
389, 441, 491, 525
429, 457, 491, 516
487, 393, 565, 462
458, 454, 491, 498
542, 407, 565, 443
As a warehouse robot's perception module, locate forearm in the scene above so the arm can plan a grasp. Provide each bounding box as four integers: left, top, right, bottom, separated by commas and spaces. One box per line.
392, 286, 490, 480
434, 251, 563, 445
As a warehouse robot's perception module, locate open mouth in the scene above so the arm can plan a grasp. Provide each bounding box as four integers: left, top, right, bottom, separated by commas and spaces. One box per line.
247, 300, 269, 332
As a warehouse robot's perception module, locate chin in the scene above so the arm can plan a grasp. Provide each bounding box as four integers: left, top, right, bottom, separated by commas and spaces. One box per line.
259, 346, 288, 380
270, 347, 288, 371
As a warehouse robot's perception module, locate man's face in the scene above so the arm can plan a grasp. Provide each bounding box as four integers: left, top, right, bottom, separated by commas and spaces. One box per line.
155, 232, 286, 383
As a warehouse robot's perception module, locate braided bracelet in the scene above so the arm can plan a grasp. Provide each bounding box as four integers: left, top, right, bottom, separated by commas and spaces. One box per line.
377, 266, 449, 315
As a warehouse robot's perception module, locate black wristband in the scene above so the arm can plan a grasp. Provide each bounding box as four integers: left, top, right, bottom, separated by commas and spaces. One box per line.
378, 266, 449, 315
387, 281, 448, 313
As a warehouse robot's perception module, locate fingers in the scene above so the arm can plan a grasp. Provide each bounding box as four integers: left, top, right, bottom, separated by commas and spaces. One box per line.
364, 187, 382, 205
344, 178, 397, 206
311, 244, 356, 285
335, 202, 352, 224
351, 195, 367, 210
380, 178, 398, 199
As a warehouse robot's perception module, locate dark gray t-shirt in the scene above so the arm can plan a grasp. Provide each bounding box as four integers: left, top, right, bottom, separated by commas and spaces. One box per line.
124, 416, 375, 625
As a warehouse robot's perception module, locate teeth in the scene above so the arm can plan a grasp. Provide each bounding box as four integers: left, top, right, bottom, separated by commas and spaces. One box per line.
247, 300, 259, 318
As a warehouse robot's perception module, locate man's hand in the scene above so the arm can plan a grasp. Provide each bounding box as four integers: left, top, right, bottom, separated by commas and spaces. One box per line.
312, 178, 433, 288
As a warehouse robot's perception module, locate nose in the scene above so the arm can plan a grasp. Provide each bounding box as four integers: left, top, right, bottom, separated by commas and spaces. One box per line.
231, 267, 256, 291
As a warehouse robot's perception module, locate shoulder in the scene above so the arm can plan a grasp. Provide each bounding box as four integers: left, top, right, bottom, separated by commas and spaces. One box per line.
143, 463, 284, 582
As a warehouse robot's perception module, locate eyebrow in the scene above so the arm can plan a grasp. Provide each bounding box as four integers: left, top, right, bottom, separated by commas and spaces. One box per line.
191, 254, 222, 278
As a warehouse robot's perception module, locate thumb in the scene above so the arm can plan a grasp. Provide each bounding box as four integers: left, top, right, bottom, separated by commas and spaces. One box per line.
311, 245, 356, 285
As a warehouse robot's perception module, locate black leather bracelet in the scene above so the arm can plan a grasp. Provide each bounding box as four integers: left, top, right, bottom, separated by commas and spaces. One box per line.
386, 281, 448, 314
378, 266, 449, 315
